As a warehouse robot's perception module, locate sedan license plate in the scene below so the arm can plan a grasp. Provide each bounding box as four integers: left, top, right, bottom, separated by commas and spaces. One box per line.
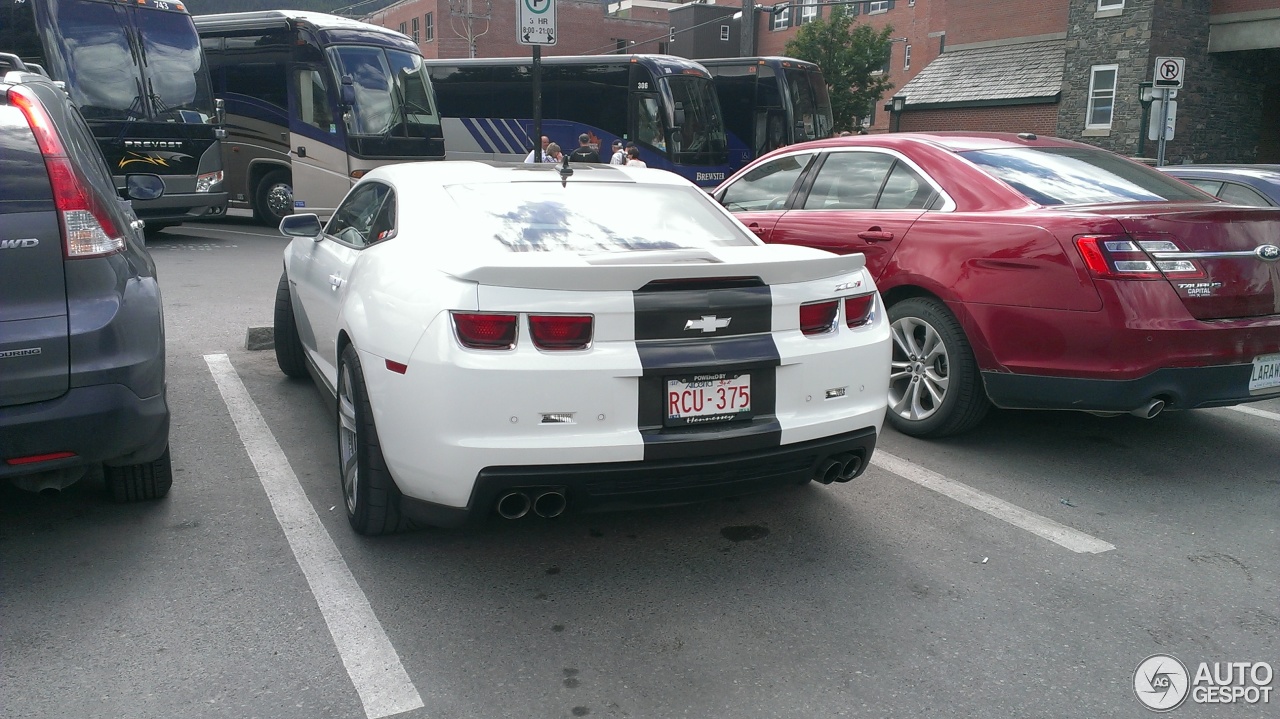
1249, 353, 1280, 393
666, 372, 752, 427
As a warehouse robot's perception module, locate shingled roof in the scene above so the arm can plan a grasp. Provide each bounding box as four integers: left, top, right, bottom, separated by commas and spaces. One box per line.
896, 39, 1065, 109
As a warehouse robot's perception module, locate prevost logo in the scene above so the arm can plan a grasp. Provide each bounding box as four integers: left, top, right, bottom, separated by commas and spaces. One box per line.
124, 140, 185, 150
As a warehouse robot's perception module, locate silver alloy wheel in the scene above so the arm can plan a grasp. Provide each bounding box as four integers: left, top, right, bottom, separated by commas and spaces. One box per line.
888, 315, 951, 421
265, 182, 293, 218
338, 362, 360, 515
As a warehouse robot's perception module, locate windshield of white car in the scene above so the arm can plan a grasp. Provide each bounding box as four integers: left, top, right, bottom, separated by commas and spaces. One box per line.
962, 147, 1208, 205
444, 183, 755, 253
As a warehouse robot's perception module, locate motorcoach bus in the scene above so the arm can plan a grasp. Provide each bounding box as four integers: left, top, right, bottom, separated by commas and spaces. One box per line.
195, 10, 444, 224
424, 55, 730, 187
1, 0, 226, 231
699, 57, 834, 174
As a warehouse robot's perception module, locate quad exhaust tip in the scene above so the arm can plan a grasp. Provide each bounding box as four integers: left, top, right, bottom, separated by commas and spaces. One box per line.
496, 491, 531, 519
495, 488, 568, 519
813, 453, 865, 484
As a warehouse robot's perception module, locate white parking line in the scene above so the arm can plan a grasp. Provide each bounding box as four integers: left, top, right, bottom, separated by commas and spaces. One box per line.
1229, 405, 1280, 422
204, 354, 424, 719
871, 450, 1116, 554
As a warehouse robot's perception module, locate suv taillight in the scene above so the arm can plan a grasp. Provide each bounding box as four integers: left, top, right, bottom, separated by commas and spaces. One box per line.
8, 85, 124, 259
1075, 234, 1203, 280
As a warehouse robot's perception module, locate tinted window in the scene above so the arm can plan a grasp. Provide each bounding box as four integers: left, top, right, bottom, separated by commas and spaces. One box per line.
295, 68, 334, 133
1182, 178, 1222, 196
135, 8, 215, 120
445, 183, 755, 253
721, 153, 814, 211
326, 182, 391, 247
963, 147, 1206, 205
1218, 182, 1273, 207
803, 152, 894, 210
47, 0, 141, 121
878, 161, 936, 210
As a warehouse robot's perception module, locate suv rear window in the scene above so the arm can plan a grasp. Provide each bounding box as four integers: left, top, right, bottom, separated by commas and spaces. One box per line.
962, 147, 1208, 206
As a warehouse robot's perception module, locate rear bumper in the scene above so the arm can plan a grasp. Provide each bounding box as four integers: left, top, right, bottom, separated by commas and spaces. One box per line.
400, 427, 878, 528
982, 364, 1280, 412
133, 191, 229, 223
0, 384, 169, 479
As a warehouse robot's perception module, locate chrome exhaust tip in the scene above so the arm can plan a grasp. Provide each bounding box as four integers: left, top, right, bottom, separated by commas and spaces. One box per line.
815, 458, 841, 485
496, 491, 531, 519
1130, 398, 1166, 419
532, 490, 567, 518
835, 453, 864, 482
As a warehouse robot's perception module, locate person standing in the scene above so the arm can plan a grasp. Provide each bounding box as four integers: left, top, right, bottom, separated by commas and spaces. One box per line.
608, 140, 626, 165
624, 146, 646, 167
524, 135, 550, 163
545, 142, 564, 164
568, 133, 602, 163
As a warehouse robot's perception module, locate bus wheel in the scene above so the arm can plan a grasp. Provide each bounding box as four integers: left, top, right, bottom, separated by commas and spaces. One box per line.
254, 171, 294, 227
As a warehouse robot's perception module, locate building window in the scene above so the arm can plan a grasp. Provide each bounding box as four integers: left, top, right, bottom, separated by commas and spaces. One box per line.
800, 0, 817, 24
868, 0, 889, 13
904, 44, 911, 71
398, 21, 407, 35
1086, 64, 1118, 129
616, 38, 629, 54
425, 13, 434, 42
1098, 0, 1124, 10
411, 16, 419, 43
658, 42, 668, 54
720, 25, 730, 41
772, 4, 789, 30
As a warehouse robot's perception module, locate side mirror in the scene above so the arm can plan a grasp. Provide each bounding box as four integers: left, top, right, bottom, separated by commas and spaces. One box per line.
340, 75, 356, 107
215, 98, 226, 126
280, 213, 323, 238
124, 174, 165, 201
673, 101, 686, 128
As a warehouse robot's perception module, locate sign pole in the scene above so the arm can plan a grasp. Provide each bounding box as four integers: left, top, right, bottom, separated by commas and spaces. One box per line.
533, 45, 542, 163
1156, 87, 1170, 167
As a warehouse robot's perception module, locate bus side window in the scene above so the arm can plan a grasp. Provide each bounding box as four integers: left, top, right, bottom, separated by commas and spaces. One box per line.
636, 96, 664, 151
295, 68, 334, 132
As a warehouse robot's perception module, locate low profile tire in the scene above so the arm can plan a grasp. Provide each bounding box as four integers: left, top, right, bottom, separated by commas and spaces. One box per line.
253, 170, 293, 227
105, 446, 173, 502
338, 344, 414, 536
273, 272, 308, 378
886, 297, 990, 438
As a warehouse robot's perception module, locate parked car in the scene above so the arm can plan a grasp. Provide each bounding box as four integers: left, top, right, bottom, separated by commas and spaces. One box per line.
273, 160, 890, 535
713, 132, 1280, 438
0, 61, 172, 500
1158, 164, 1280, 207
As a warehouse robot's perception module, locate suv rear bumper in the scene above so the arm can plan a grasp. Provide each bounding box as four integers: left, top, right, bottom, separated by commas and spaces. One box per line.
982, 365, 1280, 412
0, 384, 169, 478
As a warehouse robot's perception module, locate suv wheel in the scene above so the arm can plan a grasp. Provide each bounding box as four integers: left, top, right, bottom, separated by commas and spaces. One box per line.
886, 298, 990, 438
105, 446, 173, 502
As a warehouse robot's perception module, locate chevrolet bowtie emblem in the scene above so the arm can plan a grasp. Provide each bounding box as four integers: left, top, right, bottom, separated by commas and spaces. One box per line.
684, 315, 732, 333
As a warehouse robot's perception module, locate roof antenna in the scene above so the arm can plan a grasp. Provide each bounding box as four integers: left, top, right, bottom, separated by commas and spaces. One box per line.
558, 153, 573, 187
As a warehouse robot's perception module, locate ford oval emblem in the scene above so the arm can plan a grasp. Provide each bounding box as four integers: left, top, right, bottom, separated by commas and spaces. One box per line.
1256, 245, 1280, 261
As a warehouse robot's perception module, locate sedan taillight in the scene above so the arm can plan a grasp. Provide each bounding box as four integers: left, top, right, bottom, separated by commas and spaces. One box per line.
529, 314, 593, 350
799, 299, 839, 336
451, 312, 518, 350
844, 294, 875, 327
1075, 234, 1204, 280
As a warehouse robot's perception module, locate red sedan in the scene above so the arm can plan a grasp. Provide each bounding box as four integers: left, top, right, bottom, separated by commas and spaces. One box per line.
714, 132, 1280, 437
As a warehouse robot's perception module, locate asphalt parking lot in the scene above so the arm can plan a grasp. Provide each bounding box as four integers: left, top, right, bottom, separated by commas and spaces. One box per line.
3, 219, 1277, 719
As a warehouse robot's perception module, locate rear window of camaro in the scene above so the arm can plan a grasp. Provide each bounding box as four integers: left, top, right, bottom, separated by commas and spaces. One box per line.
444, 182, 756, 253
962, 147, 1209, 206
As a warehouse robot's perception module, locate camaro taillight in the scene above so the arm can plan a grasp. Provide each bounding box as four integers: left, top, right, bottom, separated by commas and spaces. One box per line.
529, 314, 593, 351
1075, 234, 1203, 280
800, 299, 839, 336
451, 312, 518, 350
8, 86, 124, 259
844, 294, 875, 328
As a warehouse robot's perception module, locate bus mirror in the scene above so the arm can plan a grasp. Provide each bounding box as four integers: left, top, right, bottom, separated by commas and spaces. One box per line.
215, 98, 225, 126
340, 75, 356, 106
123, 174, 165, 201
673, 101, 686, 128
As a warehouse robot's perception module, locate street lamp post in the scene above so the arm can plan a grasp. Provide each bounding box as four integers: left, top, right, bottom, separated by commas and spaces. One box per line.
1136, 82, 1154, 158
889, 95, 906, 132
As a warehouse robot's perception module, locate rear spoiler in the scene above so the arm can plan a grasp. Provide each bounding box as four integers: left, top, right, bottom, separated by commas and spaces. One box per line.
446, 247, 866, 291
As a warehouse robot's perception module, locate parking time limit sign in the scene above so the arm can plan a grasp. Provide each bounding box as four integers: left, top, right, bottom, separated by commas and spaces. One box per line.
518, 0, 557, 46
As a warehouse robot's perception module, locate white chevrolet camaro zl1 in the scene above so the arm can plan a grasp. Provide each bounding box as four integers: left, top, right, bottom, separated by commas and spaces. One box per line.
274, 160, 890, 535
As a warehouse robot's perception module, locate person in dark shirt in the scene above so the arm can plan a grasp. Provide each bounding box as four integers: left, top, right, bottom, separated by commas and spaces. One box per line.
568, 133, 602, 163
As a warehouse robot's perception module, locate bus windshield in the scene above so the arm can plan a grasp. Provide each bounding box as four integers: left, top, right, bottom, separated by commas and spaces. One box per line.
328, 45, 440, 138
662, 74, 726, 164
784, 67, 833, 141
136, 7, 215, 122
46, 0, 140, 121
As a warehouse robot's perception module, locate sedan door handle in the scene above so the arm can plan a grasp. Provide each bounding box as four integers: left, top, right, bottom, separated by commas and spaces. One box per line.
329, 274, 344, 290
857, 229, 895, 242
746, 222, 766, 237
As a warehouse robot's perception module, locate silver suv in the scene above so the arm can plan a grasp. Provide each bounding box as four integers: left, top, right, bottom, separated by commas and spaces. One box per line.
0, 60, 171, 500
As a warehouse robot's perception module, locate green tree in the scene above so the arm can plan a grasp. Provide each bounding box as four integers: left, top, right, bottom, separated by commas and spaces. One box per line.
784, 5, 896, 132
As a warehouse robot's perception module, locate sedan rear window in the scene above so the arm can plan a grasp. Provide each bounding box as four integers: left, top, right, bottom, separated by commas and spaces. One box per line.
962, 147, 1207, 206
444, 183, 756, 253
